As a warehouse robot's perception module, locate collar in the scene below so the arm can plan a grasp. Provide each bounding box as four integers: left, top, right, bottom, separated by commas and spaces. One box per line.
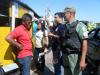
68, 19, 76, 24
21, 24, 30, 31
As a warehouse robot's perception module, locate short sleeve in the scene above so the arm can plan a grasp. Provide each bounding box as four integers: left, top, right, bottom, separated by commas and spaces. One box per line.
76, 22, 89, 39
10, 27, 21, 39
57, 25, 64, 36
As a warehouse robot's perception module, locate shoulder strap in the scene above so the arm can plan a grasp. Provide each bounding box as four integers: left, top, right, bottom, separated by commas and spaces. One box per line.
64, 20, 79, 35
65, 20, 82, 43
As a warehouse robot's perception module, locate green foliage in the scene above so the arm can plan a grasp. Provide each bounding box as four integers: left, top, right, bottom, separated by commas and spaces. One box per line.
87, 22, 96, 32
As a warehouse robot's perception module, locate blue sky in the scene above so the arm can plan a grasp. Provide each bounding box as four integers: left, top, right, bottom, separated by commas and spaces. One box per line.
21, 0, 100, 23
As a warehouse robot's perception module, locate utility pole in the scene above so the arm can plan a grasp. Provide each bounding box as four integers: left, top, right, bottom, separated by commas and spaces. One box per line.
11, 2, 16, 31
45, 7, 54, 27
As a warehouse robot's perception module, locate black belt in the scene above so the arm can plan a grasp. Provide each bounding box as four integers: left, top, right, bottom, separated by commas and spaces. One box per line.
62, 49, 81, 55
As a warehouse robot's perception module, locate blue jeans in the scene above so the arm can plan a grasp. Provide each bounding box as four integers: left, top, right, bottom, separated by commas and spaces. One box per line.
52, 46, 61, 75
54, 63, 61, 75
17, 56, 32, 75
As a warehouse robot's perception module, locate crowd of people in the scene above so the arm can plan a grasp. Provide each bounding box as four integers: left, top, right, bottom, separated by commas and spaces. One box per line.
6, 6, 88, 75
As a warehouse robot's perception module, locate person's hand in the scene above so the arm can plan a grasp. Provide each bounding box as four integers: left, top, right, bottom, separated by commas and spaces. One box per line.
49, 32, 54, 36
17, 44, 23, 50
80, 59, 87, 71
49, 32, 59, 38
44, 48, 48, 54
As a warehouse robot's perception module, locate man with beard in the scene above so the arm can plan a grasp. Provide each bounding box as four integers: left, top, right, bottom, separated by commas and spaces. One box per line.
49, 12, 64, 75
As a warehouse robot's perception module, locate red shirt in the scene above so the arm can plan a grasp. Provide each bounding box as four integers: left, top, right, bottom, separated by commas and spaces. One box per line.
10, 25, 33, 58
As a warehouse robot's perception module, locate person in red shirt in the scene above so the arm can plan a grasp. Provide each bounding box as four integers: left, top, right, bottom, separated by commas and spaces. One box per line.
6, 13, 33, 75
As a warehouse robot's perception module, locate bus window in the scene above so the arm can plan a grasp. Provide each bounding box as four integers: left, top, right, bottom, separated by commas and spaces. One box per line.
15, 18, 22, 27
0, 16, 9, 27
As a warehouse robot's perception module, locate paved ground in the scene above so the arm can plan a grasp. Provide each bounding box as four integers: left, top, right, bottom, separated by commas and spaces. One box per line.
30, 49, 64, 75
